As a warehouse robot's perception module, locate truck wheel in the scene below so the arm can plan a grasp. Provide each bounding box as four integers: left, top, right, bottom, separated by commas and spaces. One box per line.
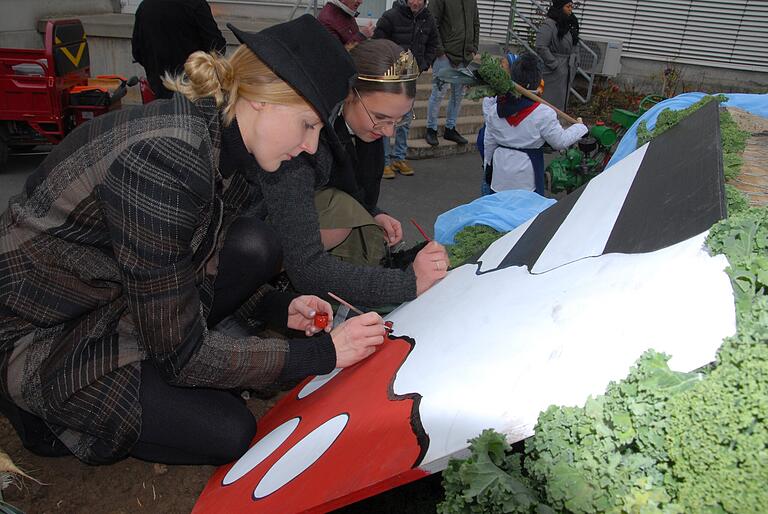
0, 139, 9, 171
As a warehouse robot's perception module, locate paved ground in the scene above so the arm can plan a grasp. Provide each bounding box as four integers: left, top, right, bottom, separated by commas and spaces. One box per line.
0, 148, 485, 242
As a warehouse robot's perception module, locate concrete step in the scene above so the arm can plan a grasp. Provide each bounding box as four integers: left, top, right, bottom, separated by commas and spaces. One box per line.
407, 114, 484, 140
405, 133, 479, 160
412, 99, 482, 119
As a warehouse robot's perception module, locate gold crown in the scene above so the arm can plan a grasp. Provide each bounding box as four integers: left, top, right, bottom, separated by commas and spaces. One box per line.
357, 50, 420, 83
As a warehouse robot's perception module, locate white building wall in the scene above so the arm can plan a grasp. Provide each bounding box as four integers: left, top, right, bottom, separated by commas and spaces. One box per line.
479, 0, 768, 73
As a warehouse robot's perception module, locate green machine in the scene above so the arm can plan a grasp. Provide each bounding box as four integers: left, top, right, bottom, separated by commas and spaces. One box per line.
547, 95, 665, 194
547, 123, 618, 194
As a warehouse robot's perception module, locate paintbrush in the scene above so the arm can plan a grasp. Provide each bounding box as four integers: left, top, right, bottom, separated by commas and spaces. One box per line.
410, 218, 431, 242
327, 292, 365, 316
327, 292, 394, 333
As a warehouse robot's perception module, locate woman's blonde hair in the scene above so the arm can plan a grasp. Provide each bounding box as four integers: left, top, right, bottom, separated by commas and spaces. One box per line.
163, 45, 309, 125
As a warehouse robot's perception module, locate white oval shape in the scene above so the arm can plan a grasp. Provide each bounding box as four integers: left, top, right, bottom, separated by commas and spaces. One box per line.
222, 417, 300, 486
253, 414, 349, 499
296, 368, 343, 399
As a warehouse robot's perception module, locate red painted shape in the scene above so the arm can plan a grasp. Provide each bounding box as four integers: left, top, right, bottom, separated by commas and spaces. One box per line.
505, 102, 540, 127
193, 335, 427, 513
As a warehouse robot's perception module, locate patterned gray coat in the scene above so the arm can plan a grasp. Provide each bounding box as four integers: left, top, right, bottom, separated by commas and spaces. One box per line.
535, 17, 579, 112
0, 95, 331, 464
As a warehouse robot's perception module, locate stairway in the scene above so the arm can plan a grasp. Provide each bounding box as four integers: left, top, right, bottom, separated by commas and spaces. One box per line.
405, 70, 483, 160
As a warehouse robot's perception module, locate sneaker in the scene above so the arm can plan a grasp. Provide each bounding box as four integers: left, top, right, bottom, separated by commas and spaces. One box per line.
392, 160, 414, 176
382, 164, 396, 179
443, 127, 468, 145
425, 128, 439, 146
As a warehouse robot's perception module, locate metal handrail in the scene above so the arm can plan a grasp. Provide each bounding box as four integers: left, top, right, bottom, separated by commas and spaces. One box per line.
288, 0, 319, 20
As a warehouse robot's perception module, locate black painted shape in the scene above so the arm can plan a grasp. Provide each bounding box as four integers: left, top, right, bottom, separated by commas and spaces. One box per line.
604, 100, 726, 254
490, 186, 585, 271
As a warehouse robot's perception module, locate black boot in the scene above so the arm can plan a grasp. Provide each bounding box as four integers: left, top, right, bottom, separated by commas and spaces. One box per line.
425, 128, 439, 146
443, 127, 468, 145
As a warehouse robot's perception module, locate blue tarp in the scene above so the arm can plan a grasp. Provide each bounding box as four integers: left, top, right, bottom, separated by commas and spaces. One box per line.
434, 190, 556, 245
607, 93, 768, 169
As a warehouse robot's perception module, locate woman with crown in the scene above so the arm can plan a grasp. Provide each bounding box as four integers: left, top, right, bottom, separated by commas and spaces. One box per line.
254, 38, 450, 309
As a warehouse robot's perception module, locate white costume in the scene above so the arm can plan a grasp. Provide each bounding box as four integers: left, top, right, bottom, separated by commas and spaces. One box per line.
482, 96, 587, 192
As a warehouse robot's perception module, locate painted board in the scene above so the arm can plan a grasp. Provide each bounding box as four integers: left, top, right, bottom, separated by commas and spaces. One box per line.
194, 100, 735, 513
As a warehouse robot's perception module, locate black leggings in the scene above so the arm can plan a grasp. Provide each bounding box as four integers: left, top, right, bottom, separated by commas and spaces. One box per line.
132, 216, 281, 465
207, 215, 283, 327
130, 363, 256, 465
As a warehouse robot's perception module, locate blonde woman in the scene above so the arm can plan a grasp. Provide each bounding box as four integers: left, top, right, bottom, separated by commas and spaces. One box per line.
0, 16, 386, 466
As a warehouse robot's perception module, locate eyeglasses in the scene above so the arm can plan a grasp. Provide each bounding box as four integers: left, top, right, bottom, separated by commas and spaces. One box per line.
354, 89, 413, 130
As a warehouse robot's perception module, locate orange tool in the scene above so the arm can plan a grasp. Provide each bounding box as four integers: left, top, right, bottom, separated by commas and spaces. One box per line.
313, 312, 329, 329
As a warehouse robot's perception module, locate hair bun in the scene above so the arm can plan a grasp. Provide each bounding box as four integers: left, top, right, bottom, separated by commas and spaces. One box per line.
181, 51, 232, 106
517, 53, 540, 72
510, 52, 542, 90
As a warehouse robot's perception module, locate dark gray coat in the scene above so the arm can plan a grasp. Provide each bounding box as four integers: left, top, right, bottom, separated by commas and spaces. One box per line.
535, 17, 579, 111
0, 95, 331, 464
373, 0, 440, 71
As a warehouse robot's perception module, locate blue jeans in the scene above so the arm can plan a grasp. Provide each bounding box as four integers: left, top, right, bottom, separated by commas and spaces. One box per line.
383, 112, 412, 165
427, 56, 465, 131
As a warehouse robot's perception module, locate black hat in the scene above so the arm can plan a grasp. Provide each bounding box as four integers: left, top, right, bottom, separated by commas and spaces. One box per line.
227, 15, 356, 127
551, 0, 572, 9
510, 53, 542, 91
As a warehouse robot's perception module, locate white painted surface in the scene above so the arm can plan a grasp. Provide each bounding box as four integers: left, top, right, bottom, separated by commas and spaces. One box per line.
297, 368, 343, 399
253, 414, 349, 498
386, 231, 735, 467
222, 417, 300, 486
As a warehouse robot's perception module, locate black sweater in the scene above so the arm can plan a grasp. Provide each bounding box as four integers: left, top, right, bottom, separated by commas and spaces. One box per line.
373, 0, 440, 71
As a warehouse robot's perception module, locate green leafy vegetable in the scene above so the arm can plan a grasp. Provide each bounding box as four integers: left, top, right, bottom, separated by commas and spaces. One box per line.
466, 53, 521, 102
441, 98, 767, 513
447, 225, 506, 268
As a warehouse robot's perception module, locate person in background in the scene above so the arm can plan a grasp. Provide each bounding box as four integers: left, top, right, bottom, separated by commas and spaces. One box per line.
535, 0, 580, 112
255, 39, 449, 308
482, 53, 587, 195
318, 0, 375, 45
424, 0, 479, 147
131, 0, 227, 99
374, 0, 439, 179
0, 16, 386, 467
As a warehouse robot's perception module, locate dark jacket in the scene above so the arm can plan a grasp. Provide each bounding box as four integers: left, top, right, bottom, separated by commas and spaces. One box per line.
373, 0, 440, 71
429, 0, 479, 66
327, 115, 385, 215
0, 95, 334, 464
131, 0, 227, 99
253, 119, 418, 306
318, 2, 367, 45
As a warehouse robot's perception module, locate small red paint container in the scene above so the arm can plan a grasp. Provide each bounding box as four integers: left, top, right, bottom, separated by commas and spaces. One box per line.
313, 312, 329, 329
384, 320, 394, 333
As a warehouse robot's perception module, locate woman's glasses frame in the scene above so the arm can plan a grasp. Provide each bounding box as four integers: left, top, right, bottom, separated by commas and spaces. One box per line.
353, 88, 413, 131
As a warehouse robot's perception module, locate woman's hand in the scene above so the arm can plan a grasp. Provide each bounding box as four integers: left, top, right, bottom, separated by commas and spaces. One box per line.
287, 295, 334, 336
374, 213, 403, 246
413, 241, 449, 295
331, 312, 387, 368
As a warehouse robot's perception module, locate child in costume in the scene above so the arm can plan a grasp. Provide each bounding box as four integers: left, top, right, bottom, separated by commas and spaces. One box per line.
482, 52, 587, 195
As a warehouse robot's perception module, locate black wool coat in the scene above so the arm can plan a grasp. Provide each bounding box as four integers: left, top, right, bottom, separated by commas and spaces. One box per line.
373, 1, 440, 71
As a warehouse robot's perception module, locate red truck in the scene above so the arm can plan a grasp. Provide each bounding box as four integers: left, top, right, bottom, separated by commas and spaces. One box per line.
0, 19, 136, 167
